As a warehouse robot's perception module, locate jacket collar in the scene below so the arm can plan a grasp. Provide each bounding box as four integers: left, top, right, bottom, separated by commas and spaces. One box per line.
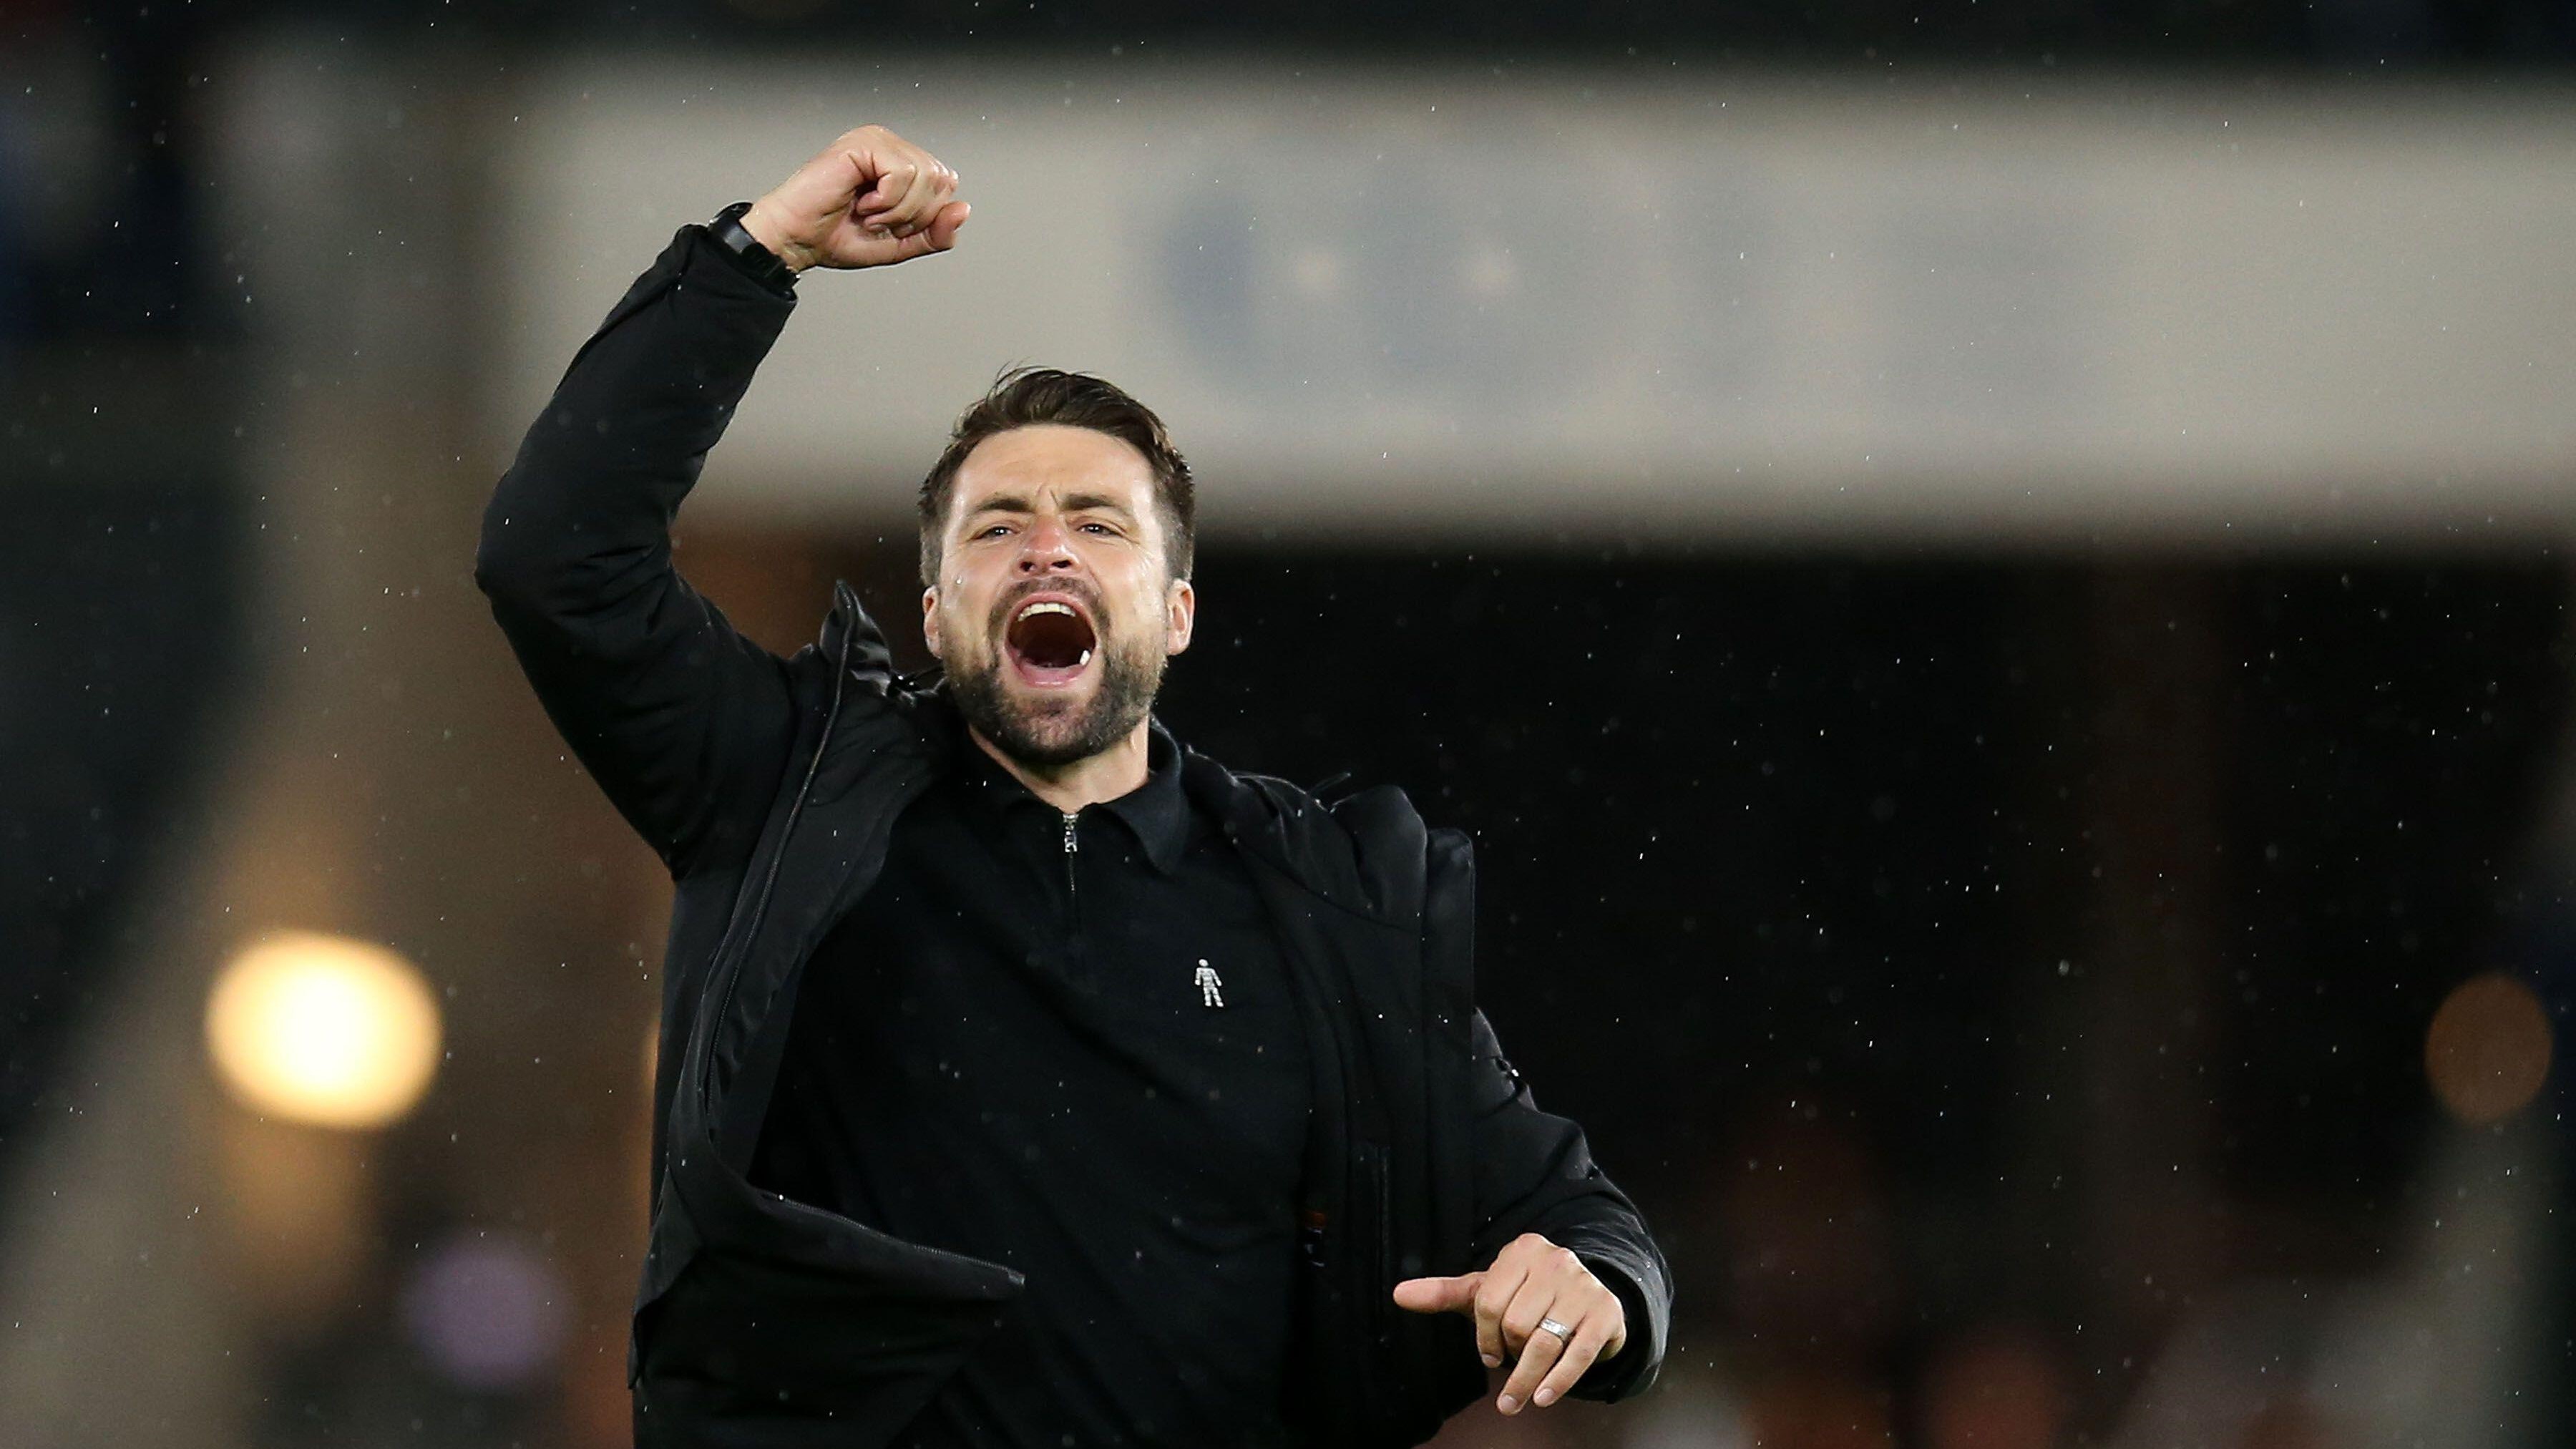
1105, 721, 1189, 874
822, 576, 1384, 913
821, 577, 869, 668
949, 712, 1191, 875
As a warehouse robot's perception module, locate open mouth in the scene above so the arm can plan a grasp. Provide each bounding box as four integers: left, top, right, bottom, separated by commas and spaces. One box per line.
1002, 596, 1098, 688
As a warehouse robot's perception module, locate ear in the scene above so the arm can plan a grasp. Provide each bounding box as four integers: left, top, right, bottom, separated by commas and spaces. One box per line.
921, 586, 944, 660
1164, 577, 1196, 657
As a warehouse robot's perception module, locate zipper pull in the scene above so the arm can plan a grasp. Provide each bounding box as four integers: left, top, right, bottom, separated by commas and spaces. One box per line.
1060, 810, 1080, 902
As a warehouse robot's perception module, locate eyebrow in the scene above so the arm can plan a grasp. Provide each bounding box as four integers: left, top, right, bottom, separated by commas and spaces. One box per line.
959, 491, 1140, 527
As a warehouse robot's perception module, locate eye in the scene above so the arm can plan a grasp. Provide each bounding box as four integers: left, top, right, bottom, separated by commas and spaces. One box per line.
1080, 522, 1117, 535
975, 524, 1012, 539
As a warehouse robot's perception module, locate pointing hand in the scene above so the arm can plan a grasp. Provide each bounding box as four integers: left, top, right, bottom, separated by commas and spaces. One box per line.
1392, 1232, 1626, 1415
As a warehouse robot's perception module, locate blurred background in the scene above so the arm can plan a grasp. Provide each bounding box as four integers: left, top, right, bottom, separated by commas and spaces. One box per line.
5, 1, 2573, 1445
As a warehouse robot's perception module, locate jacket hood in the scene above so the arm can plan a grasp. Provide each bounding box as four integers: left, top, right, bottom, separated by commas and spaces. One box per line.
1184, 751, 1430, 928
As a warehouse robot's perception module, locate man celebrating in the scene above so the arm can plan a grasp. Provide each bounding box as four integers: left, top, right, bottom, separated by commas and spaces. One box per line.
475, 125, 1669, 1448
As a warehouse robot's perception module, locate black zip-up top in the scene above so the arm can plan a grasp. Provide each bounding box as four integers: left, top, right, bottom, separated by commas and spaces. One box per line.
472, 216, 1674, 1448
751, 716, 1314, 1446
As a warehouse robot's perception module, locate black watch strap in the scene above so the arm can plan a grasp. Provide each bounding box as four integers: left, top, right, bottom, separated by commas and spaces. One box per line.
707, 200, 796, 291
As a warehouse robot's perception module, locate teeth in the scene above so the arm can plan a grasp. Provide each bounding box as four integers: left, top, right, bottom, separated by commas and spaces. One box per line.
1016, 600, 1077, 621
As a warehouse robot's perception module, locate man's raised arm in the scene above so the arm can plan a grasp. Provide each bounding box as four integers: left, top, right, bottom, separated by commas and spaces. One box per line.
472, 126, 968, 879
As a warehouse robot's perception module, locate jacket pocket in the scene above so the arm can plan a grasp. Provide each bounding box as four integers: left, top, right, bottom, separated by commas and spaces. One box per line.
635, 1240, 1009, 1440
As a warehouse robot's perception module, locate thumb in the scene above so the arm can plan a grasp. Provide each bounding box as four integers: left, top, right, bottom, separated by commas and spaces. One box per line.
924, 200, 970, 251
1392, 1273, 1480, 1315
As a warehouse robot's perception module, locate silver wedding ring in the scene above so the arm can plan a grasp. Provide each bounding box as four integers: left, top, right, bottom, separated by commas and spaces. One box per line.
1537, 1316, 1574, 1342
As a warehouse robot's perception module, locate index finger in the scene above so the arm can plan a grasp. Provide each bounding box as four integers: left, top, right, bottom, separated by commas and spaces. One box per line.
859, 160, 927, 228
890, 167, 958, 238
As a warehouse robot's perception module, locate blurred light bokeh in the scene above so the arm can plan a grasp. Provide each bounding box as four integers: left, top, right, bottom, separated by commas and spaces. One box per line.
206, 930, 442, 1129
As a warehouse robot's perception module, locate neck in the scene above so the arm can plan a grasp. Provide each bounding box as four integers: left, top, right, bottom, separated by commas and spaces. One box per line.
968, 718, 1153, 814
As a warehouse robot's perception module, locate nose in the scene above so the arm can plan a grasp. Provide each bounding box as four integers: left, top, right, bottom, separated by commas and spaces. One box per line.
1015, 517, 1080, 575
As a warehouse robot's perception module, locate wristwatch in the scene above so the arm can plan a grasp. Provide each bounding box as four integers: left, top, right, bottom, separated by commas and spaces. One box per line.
707, 200, 796, 291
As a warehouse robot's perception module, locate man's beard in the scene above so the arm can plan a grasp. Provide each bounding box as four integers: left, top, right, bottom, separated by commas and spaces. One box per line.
945, 608, 1165, 770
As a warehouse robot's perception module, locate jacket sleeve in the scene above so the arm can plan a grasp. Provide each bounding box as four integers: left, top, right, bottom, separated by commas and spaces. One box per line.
1462, 1008, 1674, 1402
473, 221, 805, 880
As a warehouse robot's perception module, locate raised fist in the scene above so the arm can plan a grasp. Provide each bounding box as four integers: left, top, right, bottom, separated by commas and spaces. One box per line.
738, 125, 968, 274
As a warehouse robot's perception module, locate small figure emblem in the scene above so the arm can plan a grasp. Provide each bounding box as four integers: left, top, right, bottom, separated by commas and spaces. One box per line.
1194, 959, 1225, 1008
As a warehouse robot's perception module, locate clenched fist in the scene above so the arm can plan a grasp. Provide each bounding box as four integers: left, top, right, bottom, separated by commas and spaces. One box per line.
738, 125, 968, 274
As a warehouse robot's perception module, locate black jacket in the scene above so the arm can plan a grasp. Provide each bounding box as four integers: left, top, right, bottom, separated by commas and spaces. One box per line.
473, 219, 1673, 1448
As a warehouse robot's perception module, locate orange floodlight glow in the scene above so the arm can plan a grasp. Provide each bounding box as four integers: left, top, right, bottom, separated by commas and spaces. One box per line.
2424, 971, 2553, 1127
206, 930, 443, 1129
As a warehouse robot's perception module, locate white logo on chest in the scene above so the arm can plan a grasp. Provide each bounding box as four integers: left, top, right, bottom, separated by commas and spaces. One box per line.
1194, 959, 1225, 1008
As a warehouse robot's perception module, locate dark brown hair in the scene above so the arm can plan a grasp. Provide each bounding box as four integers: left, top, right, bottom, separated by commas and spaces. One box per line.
916, 366, 1196, 587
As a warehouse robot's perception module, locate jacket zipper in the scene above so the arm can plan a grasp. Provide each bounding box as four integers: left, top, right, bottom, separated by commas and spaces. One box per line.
695, 610, 853, 1120
1060, 809, 1080, 901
